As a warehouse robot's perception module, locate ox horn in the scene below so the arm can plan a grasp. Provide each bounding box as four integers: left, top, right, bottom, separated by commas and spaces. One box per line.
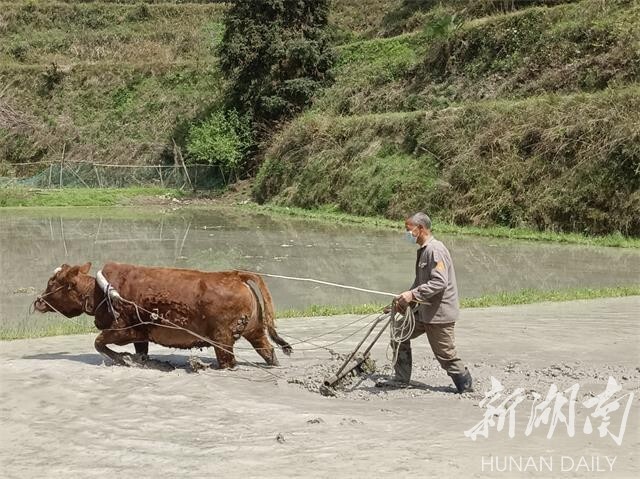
53, 267, 62, 274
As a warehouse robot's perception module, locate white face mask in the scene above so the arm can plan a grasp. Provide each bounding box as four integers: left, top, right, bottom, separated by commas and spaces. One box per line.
404, 227, 419, 244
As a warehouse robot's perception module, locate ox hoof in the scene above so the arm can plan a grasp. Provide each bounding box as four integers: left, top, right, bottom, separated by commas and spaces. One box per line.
217, 363, 237, 370
267, 358, 280, 367
104, 355, 129, 367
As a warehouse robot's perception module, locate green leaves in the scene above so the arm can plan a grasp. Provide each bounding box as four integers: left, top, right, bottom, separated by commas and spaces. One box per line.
185, 109, 251, 176
219, 0, 335, 134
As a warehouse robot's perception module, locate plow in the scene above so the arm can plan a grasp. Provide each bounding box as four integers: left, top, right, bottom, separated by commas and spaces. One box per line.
322, 304, 399, 391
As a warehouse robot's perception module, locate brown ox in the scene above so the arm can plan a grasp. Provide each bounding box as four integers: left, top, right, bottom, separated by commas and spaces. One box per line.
34, 262, 292, 368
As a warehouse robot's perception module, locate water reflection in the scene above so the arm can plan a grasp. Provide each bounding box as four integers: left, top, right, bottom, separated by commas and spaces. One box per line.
1, 207, 638, 330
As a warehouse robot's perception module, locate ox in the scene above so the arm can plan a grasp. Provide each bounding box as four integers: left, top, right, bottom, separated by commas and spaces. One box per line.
34, 262, 292, 368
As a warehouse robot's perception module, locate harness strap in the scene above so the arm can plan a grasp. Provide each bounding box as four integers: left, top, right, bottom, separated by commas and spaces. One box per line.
96, 270, 122, 320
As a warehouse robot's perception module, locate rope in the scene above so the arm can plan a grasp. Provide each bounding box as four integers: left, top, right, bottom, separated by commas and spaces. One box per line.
280, 313, 384, 353
240, 271, 397, 298
242, 270, 421, 366
387, 307, 416, 366
35, 296, 87, 327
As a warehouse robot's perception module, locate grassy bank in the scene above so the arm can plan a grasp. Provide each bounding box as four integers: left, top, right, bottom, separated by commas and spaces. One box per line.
255, 0, 640, 238
0, 1, 227, 173
255, 87, 640, 237
3, 285, 638, 340
1, 187, 637, 247
0, 186, 183, 207
245, 204, 640, 248
319, 0, 639, 115
0, 1, 226, 64
0, 62, 223, 171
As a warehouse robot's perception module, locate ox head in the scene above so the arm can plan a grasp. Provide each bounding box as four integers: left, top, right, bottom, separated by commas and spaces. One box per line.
34, 262, 93, 317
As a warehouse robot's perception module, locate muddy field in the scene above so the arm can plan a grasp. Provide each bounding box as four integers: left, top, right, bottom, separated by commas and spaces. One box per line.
1, 297, 639, 478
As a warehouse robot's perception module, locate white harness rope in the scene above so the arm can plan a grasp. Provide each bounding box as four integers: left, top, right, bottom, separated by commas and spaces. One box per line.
239, 271, 397, 298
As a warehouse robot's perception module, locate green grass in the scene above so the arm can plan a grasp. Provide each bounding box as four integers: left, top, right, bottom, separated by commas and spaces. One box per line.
2, 285, 637, 340
316, 0, 639, 115
0, 1, 226, 64
0, 318, 96, 341
0, 187, 183, 207
459, 286, 640, 308
0, 62, 224, 169
255, 87, 640, 237
242, 203, 640, 248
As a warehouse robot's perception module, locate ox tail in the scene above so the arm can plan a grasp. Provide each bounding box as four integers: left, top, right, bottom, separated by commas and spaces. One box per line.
239, 271, 292, 356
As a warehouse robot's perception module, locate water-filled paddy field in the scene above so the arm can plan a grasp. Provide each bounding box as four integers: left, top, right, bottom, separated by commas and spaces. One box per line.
1, 206, 638, 335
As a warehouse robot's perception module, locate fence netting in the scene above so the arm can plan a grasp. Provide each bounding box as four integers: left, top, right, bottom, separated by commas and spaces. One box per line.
0, 161, 226, 190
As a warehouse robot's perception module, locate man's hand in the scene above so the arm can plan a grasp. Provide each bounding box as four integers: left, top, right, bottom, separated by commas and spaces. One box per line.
397, 290, 414, 305
394, 290, 414, 314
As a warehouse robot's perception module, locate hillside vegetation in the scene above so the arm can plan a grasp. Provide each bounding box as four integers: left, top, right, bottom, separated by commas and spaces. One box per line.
0, 1, 227, 174
0, 0, 385, 174
1, 0, 638, 236
254, 0, 640, 235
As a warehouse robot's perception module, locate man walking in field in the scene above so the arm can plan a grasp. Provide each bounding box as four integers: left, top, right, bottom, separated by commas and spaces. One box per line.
379, 212, 473, 393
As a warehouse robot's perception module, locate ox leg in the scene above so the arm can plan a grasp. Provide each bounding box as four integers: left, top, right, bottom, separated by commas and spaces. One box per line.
213, 344, 236, 369
134, 342, 149, 358
94, 330, 146, 366
211, 332, 237, 369
246, 332, 279, 367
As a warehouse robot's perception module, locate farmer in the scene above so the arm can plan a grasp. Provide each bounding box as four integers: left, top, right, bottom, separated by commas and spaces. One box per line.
378, 212, 473, 393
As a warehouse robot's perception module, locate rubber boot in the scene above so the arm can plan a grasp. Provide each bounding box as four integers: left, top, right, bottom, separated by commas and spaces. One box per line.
376, 344, 412, 388
394, 345, 412, 383
449, 367, 473, 393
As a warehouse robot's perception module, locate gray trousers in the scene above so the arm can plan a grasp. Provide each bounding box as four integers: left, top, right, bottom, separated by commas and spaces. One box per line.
393, 321, 465, 382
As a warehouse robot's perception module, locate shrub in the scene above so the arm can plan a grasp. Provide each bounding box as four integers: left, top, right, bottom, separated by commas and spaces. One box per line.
219, 0, 335, 134
39, 62, 64, 96
185, 109, 251, 180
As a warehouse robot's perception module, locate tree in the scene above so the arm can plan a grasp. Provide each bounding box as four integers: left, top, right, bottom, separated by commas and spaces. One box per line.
219, 0, 334, 136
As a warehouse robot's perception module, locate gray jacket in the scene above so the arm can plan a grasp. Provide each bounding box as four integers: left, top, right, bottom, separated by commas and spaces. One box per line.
410, 236, 459, 324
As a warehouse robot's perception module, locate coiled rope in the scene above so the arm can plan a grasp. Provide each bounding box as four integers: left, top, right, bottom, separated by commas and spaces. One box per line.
387, 307, 416, 366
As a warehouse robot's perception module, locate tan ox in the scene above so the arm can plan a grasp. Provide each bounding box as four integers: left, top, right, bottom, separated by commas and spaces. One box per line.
34, 262, 292, 368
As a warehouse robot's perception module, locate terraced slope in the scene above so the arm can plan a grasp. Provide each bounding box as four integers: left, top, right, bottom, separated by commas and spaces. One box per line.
0, 0, 409, 173
0, 1, 226, 171
254, 0, 640, 235
1, 0, 638, 235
